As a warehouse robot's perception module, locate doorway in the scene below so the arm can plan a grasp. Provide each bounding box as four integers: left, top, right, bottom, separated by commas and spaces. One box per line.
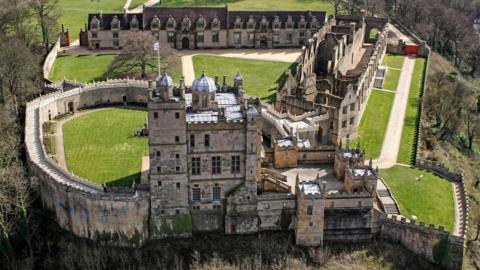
67, 102, 74, 113
182, 37, 189, 49
260, 38, 268, 49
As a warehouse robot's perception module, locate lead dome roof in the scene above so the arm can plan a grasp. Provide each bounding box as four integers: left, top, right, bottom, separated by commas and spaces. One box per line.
192, 71, 217, 92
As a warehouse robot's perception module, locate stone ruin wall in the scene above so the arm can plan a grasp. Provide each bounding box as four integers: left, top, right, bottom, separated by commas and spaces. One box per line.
25, 80, 152, 246
379, 213, 464, 270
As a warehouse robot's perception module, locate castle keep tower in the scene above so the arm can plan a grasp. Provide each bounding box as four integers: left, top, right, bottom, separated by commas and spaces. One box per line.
148, 73, 191, 238
148, 72, 261, 237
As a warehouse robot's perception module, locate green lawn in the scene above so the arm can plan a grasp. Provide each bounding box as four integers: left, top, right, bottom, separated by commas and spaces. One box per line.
382, 54, 405, 69
354, 90, 395, 159
49, 53, 182, 83
63, 108, 148, 187
155, 0, 333, 13
380, 166, 455, 232
382, 69, 401, 91
397, 58, 426, 164
49, 54, 115, 82
59, 0, 126, 41
192, 55, 295, 102
130, 0, 148, 9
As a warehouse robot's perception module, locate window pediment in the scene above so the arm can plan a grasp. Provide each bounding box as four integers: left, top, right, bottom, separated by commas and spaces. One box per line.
151, 15, 160, 30
298, 15, 306, 29
130, 15, 139, 29
111, 16, 120, 30
234, 16, 242, 29
166, 15, 176, 29
211, 16, 220, 29
196, 15, 206, 29
247, 16, 256, 29
181, 15, 191, 32
272, 16, 281, 29
285, 15, 294, 29
90, 16, 100, 30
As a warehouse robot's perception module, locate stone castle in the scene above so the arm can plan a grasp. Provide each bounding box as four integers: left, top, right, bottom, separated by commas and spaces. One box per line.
26, 7, 465, 270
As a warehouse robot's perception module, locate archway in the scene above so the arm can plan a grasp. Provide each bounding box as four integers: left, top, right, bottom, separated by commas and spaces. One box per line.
67, 101, 74, 113
182, 37, 189, 49
260, 37, 268, 49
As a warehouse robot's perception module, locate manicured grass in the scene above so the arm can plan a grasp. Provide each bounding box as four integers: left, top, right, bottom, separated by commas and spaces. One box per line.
49, 54, 116, 82
130, 0, 148, 9
59, 0, 126, 41
382, 54, 405, 69
192, 55, 295, 102
63, 108, 148, 186
380, 166, 455, 232
382, 69, 401, 91
155, 0, 333, 14
354, 90, 395, 159
397, 58, 426, 164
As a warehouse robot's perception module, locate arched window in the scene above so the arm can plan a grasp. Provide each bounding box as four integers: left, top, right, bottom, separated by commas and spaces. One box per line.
285, 16, 294, 29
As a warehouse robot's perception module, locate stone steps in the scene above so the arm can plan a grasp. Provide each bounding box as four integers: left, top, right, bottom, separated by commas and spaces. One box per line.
377, 189, 390, 197
384, 204, 400, 215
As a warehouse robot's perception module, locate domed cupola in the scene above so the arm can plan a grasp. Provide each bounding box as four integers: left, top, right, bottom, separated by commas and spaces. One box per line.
156, 72, 173, 87
247, 105, 258, 122
155, 72, 173, 100
192, 71, 217, 93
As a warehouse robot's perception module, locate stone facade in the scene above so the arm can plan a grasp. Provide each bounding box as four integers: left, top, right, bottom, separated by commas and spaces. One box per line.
86, 6, 326, 50
274, 15, 388, 145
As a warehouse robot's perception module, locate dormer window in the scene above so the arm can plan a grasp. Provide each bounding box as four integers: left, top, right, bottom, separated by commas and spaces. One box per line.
151, 16, 160, 30
196, 15, 206, 29
130, 15, 139, 30
298, 16, 306, 29
211, 16, 220, 29
181, 15, 191, 32
90, 16, 100, 30
310, 16, 319, 29
234, 16, 242, 29
259, 16, 268, 32
166, 15, 176, 29
272, 16, 281, 29
247, 16, 255, 29
111, 16, 120, 30
285, 16, 294, 29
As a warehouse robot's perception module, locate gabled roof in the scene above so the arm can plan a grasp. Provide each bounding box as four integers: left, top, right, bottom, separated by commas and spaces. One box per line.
143, 6, 228, 30
88, 13, 143, 30
228, 10, 326, 29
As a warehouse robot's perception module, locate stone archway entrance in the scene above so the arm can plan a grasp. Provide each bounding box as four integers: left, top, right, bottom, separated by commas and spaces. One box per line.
67, 101, 74, 113
260, 38, 268, 49
182, 37, 189, 49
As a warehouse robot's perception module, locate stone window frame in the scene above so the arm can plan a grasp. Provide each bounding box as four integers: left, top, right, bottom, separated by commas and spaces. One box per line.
342, 120, 347, 128
273, 33, 280, 44
298, 16, 306, 29
181, 15, 191, 33
307, 205, 313, 215
90, 16, 100, 30
231, 155, 241, 174
111, 16, 120, 30
211, 156, 221, 174
211, 16, 221, 30
196, 31, 204, 43
259, 16, 269, 32
113, 40, 119, 47
246, 16, 256, 29
272, 16, 281, 30
234, 16, 242, 29
285, 16, 294, 29
91, 32, 98, 39
112, 32, 119, 39
286, 33, 293, 44
167, 31, 175, 43
175, 112, 180, 119
190, 134, 195, 147
175, 136, 180, 143
310, 16, 319, 30
166, 15, 176, 30
191, 157, 201, 175
204, 134, 210, 147
192, 187, 201, 202
196, 15, 206, 30
213, 185, 221, 201
212, 31, 219, 43
130, 15, 139, 30
248, 33, 254, 44
154, 112, 158, 118
233, 32, 241, 44
151, 16, 161, 30
349, 117, 355, 125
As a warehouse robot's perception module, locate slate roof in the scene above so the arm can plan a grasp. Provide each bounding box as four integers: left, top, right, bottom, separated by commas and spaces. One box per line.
87, 7, 326, 31
88, 13, 143, 30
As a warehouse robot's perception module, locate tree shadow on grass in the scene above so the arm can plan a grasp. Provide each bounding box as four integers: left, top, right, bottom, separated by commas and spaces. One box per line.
264, 63, 298, 104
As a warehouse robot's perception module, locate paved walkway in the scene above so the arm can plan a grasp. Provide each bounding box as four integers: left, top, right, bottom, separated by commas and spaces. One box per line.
53, 108, 110, 170
374, 56, 416, 169
127, 0, 159, 13
180, 49, 302, 86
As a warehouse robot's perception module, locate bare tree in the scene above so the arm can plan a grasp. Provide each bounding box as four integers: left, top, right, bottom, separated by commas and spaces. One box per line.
30, 0, 61, 54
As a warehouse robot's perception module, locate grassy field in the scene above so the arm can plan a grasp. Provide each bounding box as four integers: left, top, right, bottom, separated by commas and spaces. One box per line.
382, 69, 401, 91
380, 166, 455, 232
130, 0, 148, 9
63, 108, 148, 186
397, 58, 426, 164
155, 0, 333, 13
58, 0, 127, 41
192, 55, 295, 102
382, 54, 405, 69
49, 54, 116, 82
49, 53, 182, 83
354, 90, 395, 159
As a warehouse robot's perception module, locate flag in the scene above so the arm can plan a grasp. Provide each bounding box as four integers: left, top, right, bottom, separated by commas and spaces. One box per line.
153, 42, 159, 51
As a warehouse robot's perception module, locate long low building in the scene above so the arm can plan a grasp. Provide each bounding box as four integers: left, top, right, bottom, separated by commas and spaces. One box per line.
85, 6, 327, 50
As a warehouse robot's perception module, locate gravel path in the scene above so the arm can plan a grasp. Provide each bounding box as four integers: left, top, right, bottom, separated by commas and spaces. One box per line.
180, 49, 302, 86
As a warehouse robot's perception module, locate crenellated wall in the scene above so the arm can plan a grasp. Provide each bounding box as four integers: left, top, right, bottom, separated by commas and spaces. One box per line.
25, 79, 151, 246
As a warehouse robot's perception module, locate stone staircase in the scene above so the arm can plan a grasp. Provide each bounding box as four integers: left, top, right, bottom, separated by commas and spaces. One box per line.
376, 179, 400, 215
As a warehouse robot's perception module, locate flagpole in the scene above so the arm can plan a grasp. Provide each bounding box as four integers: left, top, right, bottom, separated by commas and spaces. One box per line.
156, 42, 161, 76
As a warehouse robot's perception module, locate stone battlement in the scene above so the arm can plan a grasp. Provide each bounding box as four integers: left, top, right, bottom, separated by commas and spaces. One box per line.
325, 190, 373, 199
